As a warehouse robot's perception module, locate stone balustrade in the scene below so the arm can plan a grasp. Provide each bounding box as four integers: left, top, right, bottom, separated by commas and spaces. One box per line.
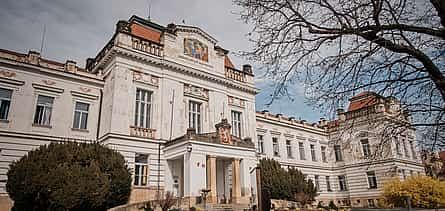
129, 126, 156, 139
131, 37, 163, 57
225, 67, 247, 82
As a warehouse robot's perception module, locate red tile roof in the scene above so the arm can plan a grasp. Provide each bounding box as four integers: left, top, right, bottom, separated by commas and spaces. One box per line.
130, 23, 161, 43
347, 91, 380, 112
224, 55, 235, 69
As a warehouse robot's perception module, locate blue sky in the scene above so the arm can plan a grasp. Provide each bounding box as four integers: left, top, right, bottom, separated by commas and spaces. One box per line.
0, 0, 324, 122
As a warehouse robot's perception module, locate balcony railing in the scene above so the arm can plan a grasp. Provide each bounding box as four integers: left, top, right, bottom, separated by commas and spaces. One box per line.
129, 126, 156, 139
131, 37, 163, 57
225, 67, 247, 82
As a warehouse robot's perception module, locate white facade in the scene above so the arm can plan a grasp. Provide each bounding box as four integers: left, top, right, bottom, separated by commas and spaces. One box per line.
0, 16, 423, 209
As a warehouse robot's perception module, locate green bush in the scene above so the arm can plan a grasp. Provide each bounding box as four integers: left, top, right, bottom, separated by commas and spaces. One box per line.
7, 142, 132, 211
328, 201, 338, 210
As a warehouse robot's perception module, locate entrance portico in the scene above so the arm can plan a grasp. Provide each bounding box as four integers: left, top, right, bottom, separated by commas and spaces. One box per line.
163, 119, 257, 206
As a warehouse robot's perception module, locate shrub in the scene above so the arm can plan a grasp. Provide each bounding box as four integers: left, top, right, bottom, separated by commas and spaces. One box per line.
159, 191, 177, 211
382, 175, 445, 208
328, 201, 338, 210
6, 142, 132, 211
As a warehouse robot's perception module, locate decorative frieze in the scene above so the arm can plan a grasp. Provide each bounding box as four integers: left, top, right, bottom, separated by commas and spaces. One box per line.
228, 96, 246, 108
129, 126, 156, 139
183, 84, 209, 100
132, 71, 159, 87
0, 70, 16, 78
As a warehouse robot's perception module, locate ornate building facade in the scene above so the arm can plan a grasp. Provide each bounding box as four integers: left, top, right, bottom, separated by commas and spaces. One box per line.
0, 16, 423, 209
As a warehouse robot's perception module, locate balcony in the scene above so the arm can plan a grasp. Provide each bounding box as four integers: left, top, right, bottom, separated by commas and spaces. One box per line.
129, 126, 156, 139
225, 67, 247, 82
131, 37, 163, 57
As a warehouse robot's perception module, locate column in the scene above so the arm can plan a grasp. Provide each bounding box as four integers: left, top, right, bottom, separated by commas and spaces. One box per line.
231, 158, 241, 204
206, 155, 217, 203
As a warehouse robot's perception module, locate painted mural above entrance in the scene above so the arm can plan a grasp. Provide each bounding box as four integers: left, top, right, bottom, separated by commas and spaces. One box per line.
184, 38, 208, 62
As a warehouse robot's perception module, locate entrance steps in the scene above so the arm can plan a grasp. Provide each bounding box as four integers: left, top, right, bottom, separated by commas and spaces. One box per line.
208, 204, 249, 211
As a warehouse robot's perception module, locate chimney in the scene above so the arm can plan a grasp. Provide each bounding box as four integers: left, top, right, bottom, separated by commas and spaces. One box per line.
65, 60, 77, 73
28, 51, 40, 65
337, 108, 346, 121
242, 64, 252, 74
318, 117, 326, 126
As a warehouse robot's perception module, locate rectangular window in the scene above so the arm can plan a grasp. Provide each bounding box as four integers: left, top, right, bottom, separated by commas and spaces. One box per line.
310, 144, 317, 161
402, 139, 410, 158
321, 146, 327, 162
73, 102, 89, 129
33, 95, 54, 126
257, 135, 264, 154
401, 169, 407, 180
367, 199, 375, 208
395, 138, 402, 156
338, 175, 348, 191
334, 145, 343, 161
135, 89, 152, 128
367, 171, 377, 189
299, 142, 305, 160
231, 111, 242, 137
286, 140, 293, 158
273, 137, 279, 157
326, 176, 332, 192
361, 139, 371, 158
134, 154, 149, 186
410, 141, 417, 159
0, 88, 12, 120
189, 101, 202, 133
314, 175, 320, 191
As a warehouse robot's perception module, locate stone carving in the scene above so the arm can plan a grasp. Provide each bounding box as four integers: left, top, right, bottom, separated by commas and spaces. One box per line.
0, 70, 16, 78
42, 80, 56, 86
228, 96, 246, 108
79, 87, 91, 93
184, 84, 209, 100
216, 119, 232, 145
132, 71, 159, 87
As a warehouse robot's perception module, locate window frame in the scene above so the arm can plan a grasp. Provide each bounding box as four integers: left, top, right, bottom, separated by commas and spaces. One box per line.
338, 175, 348, 191
33, 94, 55, 126
366, 171, 378, 189
272, 137, 280, 157
299, 142, 305, 160
326, 176, 332, 192
257, 134, 264, 154
334, 145, 343, 162
134, 88, 153, 129
72, 101, 90, 130
188, 100, 202, 133
134, 153, 149, 186
310, 144, 317, 162
286, 140, 293, 158
321, 146, 327, 163
0, 88, 12, 120
361, 139, 371, 159
231, 110, 242, 137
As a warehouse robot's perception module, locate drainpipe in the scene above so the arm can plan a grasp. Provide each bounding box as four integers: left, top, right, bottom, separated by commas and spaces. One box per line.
96, 89, 103, 141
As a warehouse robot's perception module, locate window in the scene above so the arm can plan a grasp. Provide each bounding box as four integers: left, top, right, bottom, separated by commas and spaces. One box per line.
401, 169, 407, 180
231, 111, 242, 137
367, 199, 375, 208
314, 175, 320, 191
402, 139, 410, 158
310, 144, 317, 161
338, 175, 348, 191
135, 89, 152, 128
395, 138, 402, 156
367, 171, 377, 189
134, 154, 149, 186
326, 176, 332, 191
321, 146, 327, 162
273, 137, 279, 157
286, 140, 293, 158
33, 95, 54, 126
410, 141, 417, 159
189, 101, 202, 133
299, 142, 305, 160
0, 88, 12, 120
257, 135, 264, 154
73, 102, 89, 129
361, 139, 371, 158
334, 145, 343, 161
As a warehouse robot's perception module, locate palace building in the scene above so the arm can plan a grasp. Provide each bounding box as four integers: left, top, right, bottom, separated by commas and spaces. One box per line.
0, 16, 424, 209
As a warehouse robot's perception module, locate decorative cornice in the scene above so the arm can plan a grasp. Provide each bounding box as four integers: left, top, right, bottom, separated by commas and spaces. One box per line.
0, 77, 24, 86
32, 83, 64, 94
70, 90, 99, 100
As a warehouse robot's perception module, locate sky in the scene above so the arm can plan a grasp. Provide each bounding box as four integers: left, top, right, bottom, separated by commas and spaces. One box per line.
0, 0, 324, 122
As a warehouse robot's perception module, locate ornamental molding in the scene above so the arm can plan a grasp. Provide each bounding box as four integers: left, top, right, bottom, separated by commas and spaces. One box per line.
70, 90, 98, 100
184, 83, 209, 101
32, 83, 64, 94
132, 70, 159, 87
102, 46, 258, 95
0, 69, 16, 78
228, 96, 246, 108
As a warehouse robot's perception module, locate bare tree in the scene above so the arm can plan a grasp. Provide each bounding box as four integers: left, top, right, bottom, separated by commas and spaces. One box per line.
234, 0, 445, 149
